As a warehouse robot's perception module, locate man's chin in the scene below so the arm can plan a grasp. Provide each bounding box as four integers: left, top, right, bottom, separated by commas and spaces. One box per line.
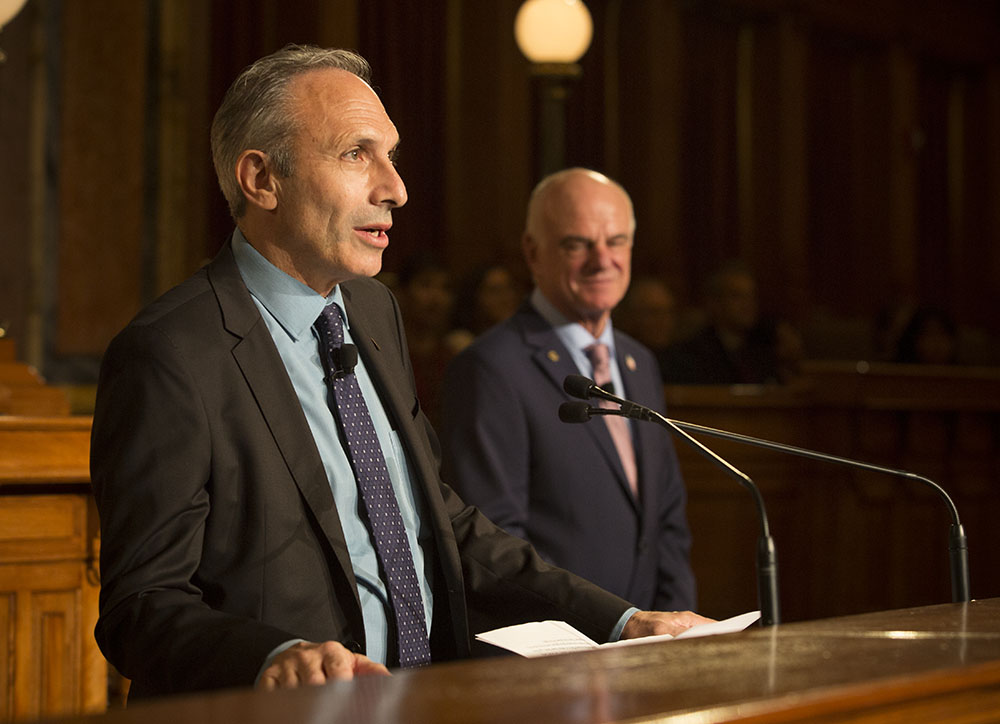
348, 252, 385, 280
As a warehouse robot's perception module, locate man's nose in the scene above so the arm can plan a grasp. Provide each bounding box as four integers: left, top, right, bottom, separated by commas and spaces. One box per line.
586, 241, 613, 267
376, 159, 407, 208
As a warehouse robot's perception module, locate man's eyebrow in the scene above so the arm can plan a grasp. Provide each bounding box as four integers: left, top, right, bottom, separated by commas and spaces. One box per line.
349, 134, 400, 160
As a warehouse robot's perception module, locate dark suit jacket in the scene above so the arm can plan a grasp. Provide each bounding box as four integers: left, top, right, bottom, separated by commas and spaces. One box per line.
90, 242, 630, 699
439, 303, 696, 612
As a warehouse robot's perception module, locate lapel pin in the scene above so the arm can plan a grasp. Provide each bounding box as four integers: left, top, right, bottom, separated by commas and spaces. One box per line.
547, 349, 560, 362
625, 354, 637, 371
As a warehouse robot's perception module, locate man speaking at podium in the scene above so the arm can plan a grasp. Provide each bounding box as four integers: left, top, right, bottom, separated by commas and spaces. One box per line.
441, 168, 696, 613
89, 46, 708, 700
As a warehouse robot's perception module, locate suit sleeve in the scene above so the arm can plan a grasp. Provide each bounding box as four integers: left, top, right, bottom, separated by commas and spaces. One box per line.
439, 346, 534, 544
90, 324, 294, 694
652, 437, 697, 611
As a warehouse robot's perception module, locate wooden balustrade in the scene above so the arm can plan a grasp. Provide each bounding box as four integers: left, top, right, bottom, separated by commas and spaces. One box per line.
668, 361, 1000, 622
0, 340, 70, 417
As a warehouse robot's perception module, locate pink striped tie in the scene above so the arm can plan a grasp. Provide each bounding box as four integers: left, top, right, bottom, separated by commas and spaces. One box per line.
585, 343, 638, 497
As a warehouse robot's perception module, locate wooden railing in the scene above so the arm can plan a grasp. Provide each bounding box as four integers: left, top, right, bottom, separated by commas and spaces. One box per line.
667, 361, 1000, 622
0, 339, 70, 416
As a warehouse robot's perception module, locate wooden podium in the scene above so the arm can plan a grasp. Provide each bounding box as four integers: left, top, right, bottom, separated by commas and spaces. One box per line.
36, 598, 1000, 724
0, 337, 105, 721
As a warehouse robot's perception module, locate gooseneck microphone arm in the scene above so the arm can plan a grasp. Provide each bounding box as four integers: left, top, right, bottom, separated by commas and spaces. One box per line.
561, 374, 971, 604
560, 377, 781, 626
647, 416, 971, 604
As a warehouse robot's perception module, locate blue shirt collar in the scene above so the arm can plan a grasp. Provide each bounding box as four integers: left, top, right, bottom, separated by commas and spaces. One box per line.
530, 287, 616, 353
232, 228, 348, 340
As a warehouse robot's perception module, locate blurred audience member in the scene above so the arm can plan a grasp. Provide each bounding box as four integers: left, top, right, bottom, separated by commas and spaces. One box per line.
894, 307, 958, 365
614, 276, 678, 362
661, 261, 803, 385
395, 254, 465, 426
452, 262, 525, 339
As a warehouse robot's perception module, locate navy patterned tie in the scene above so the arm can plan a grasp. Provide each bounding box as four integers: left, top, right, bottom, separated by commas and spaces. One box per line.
314, 303, 431, 668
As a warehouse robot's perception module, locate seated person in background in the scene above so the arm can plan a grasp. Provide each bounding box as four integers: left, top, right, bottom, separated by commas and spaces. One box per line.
394, 254, 466, 427
894, 307, 958, 365
660, 261, 802, 385
452, 262, 526, 339
441, 168, 696, 613
614, 275, 679, 364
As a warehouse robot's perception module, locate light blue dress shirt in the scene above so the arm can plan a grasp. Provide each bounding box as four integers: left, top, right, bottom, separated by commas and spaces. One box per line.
530, 288, 628, 399
232, 230, 433, 667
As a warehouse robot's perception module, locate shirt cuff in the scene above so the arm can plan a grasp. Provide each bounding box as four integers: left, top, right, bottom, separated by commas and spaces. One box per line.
608, 607, 640, 642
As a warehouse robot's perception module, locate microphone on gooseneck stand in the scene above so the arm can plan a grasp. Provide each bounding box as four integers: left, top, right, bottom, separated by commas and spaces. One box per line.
560, 376, 781, 627
560, 374, 972, 605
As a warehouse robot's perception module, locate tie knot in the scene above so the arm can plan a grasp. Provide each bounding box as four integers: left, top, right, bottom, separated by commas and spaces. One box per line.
315, 303, 345, 347
585, 343, 612, 385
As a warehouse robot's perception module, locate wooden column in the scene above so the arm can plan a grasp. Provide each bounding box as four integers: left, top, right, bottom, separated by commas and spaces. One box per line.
776, 14, 810, 320
56, 0, 150, 357
886, 45, 919, 299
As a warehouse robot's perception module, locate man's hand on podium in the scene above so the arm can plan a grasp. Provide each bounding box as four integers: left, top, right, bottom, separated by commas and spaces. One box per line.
622, 610, 716, 640
257, 640, 390, 690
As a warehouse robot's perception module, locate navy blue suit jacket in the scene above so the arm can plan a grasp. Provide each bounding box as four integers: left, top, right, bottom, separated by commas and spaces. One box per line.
440, 302, 696, 611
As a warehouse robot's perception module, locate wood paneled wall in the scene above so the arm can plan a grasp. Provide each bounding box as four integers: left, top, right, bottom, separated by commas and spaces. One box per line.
0, 0, 997, 373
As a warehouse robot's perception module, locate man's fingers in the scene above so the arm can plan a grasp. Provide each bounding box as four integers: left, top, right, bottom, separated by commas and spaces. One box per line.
259, 660, 302, 691
353, 656, 391, 678
258, 640, 391, 690
319, 641, 363, 681
622, 610, 716, 639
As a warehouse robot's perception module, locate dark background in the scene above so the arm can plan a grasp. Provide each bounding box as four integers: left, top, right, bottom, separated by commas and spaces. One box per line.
1, 0, 998, 381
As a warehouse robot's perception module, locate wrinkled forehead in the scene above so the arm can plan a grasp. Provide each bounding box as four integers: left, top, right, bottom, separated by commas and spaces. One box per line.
288, 67, 397, 136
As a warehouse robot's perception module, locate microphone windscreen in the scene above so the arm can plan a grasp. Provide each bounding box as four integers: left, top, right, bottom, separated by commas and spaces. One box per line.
558, 401, 592, 423
563, 374, 596, 400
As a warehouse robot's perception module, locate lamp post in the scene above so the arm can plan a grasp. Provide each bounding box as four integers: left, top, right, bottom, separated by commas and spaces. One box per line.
0, 0, 28, 62
514, 0, 593, 180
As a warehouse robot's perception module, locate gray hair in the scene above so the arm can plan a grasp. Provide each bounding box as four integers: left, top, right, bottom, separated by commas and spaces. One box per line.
210, 44, 372, 219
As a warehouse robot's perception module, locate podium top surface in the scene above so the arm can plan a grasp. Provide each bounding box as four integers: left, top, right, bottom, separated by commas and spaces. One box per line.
42, 598, 1000, 724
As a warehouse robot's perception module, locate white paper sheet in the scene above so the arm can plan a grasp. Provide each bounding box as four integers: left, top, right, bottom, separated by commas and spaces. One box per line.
475, 611, 761, 658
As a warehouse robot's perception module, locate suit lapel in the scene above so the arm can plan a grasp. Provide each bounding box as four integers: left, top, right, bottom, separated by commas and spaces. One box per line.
616, 336, 656, 511
519, 307, 639, 508
207, 244, 363, 621
341, 283, 456, 535
342, 281, 472, 651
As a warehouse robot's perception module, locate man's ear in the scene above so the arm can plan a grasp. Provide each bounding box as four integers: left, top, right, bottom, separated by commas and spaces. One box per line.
235, 150, 278, 211
522, 232, 538, 267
